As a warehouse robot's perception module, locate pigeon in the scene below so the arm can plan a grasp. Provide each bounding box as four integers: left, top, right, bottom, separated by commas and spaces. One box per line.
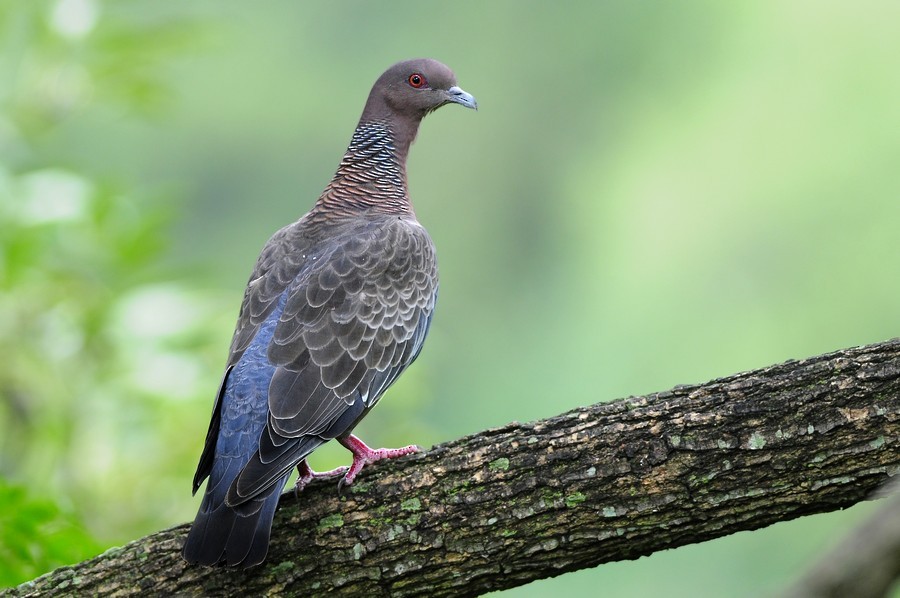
182, 58, 477, 568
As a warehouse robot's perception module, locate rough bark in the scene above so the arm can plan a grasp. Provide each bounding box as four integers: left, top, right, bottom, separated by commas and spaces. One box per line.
6, 339, 900, 597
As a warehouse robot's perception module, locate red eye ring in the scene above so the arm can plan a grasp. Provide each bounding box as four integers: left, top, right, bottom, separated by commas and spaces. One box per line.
408, 73, 426, 88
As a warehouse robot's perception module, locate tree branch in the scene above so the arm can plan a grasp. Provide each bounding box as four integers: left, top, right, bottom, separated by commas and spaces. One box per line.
6, 339, 900, 597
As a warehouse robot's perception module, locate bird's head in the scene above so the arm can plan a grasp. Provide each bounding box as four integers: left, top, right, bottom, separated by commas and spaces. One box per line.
363, 58, 477, 122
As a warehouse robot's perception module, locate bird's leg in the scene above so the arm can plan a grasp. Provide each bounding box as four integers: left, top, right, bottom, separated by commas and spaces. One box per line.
336, 434, 420, 493
294, 459, 349, 496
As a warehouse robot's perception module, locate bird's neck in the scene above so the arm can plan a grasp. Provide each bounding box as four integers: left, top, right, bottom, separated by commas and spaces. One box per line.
312, 119, 420, 218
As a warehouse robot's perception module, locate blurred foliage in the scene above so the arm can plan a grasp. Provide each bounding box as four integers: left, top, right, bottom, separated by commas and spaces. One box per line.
0, 0, 228, 585
2, 0, 899, 595
0, 479, 101, 586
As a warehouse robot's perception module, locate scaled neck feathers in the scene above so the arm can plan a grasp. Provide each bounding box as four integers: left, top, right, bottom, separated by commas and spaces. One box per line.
311, 119, 419, 220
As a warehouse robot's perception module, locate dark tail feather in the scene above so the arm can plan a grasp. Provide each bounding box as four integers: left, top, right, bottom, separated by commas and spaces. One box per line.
182, 457, 288, 568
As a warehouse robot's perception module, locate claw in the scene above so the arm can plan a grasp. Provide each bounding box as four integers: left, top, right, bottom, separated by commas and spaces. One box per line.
336, 434, 420, 492
294, 460, 350, 495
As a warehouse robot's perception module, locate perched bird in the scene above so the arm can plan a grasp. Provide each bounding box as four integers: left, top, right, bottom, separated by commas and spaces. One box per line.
182, 59, 477, 568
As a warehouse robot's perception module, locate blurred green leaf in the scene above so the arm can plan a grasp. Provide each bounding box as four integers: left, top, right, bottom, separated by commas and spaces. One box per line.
0, 478, 102, 587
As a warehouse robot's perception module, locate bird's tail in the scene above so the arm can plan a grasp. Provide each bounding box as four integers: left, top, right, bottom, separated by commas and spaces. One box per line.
182, 455, 288, 568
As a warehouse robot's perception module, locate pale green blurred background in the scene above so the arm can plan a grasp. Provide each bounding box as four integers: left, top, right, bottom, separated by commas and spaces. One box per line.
1, 0, 898, 594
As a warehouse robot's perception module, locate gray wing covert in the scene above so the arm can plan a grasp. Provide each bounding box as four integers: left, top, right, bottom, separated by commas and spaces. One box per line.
226, 227, 313, 367
226, 218, 438, 505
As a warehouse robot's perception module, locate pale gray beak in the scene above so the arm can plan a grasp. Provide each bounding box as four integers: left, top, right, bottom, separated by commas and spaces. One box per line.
447, 86, 478, 110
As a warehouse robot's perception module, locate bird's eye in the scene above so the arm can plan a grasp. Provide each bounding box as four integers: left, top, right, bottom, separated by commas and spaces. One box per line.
408, 73, 426, 88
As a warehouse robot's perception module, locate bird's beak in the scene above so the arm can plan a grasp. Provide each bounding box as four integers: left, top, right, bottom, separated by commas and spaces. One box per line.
446, 86, 478, 110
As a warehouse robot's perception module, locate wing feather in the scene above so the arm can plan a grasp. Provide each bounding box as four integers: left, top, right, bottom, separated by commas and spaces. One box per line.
226, 216, 437, 505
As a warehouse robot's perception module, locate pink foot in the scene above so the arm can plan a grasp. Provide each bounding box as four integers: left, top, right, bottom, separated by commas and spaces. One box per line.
337, 434, 419, 492
294, 460, 349, 495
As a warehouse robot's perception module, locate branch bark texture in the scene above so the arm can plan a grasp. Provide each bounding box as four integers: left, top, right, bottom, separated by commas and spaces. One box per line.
7, 339, 900, 597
